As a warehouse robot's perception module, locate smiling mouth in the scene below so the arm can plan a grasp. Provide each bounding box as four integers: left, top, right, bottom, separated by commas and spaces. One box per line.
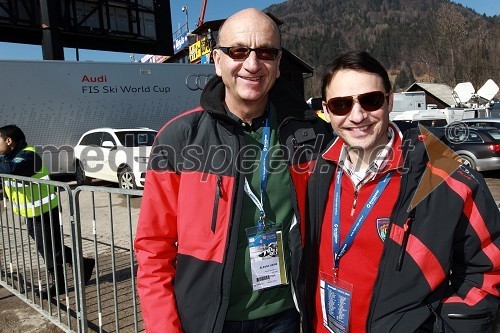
347, 124, 371, 131
240, 76, 261, 82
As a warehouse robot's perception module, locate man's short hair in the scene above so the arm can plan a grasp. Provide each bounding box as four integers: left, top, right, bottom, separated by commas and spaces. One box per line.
0, 125, 26, 143
321, 50, 392, 101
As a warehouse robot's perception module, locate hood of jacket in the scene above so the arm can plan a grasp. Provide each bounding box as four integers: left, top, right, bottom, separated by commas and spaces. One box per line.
200, 75, 316, 124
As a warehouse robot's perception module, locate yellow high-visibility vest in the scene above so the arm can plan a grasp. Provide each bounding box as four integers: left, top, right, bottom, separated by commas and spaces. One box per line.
3, 145, 59, 217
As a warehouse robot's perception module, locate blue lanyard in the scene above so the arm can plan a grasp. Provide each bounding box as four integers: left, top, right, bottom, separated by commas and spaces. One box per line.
243, 111, 271, 230
332, 169, 393, 270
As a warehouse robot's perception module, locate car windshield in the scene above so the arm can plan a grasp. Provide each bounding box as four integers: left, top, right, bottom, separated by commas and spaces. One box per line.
115, 131, 157, 147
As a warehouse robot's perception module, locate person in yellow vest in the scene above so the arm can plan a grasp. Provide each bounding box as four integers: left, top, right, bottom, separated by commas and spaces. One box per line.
0, 125, 95, 298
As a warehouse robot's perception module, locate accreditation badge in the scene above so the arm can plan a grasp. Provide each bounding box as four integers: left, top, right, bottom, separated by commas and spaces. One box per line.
246, 226, 288, 291
319, 272, 353, 333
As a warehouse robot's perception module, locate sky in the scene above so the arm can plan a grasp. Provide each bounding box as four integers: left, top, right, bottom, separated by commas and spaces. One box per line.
0, 0, 497, 62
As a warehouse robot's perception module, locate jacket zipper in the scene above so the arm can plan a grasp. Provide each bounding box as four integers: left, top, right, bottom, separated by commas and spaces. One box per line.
351, 190, 358, 216
210, 127, 241, 332
447, 313, 493, 320
278, 115, 313, 318
427, 304, 445, 332
396, 208, 415, 271
211, 174, 223, 233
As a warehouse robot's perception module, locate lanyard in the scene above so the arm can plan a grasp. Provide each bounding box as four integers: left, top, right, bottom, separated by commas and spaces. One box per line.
243, 111, 271, 230
332, 169, 393, 272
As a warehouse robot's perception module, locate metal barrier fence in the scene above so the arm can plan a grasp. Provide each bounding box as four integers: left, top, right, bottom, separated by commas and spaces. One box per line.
0, 173, 144, 332
74, 185, 143, 333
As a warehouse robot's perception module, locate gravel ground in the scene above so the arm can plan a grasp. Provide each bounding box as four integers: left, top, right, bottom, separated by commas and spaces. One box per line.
0, 285, 62, 333
0, 172, 499, 333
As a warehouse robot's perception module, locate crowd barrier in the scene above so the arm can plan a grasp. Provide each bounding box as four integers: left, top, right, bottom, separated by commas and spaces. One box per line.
0, 173, 144, 332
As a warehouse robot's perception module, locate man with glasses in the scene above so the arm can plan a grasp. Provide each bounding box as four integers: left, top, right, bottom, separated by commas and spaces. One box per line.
300, 50, 500, 332
134, 8, 332, 333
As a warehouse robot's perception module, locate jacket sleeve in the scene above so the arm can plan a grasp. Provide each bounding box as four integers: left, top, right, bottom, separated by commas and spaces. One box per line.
438, 173, 500, 332
0, 155, 12, 174
134, 166, 182, 332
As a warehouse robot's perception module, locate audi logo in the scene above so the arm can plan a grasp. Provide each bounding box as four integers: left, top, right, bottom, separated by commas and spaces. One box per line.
186, 74, 214, 91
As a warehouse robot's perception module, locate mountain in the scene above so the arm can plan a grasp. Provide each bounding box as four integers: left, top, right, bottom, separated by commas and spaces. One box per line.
263, 0, 500, 98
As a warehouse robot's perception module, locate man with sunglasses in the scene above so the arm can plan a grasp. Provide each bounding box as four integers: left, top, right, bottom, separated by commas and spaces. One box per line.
300, 50, 499, 332
134, 8, 332, 333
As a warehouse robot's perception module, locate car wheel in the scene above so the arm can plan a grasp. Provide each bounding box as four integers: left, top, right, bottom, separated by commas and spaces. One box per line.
459, 155, 477, 171
76, 160, 92, 185
118, 167, 137, 190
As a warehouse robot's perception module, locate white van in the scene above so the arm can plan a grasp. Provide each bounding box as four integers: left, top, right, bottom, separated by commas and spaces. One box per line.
392, 110, 448, 132
393, 109, 447, 122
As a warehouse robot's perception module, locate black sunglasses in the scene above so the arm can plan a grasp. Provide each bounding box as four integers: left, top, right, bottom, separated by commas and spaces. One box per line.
326, 91, 389, 116
217, 46, 281, 60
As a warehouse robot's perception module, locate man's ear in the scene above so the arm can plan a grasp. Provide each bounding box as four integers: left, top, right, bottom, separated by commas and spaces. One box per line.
213, 49, 223, 77
275, 51, 282, 79
322, 103, 332, 123
387, 91, 394, 114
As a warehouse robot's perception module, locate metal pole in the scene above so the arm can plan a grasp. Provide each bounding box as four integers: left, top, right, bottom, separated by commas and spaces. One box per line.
39, 0, 64, 60
182, 4, 189, 31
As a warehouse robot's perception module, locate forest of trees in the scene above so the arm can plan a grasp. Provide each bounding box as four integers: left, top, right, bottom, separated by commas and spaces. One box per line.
263, 0, 499, 98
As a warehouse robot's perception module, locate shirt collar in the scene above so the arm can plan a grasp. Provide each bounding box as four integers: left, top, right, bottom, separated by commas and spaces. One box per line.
224, 102, 270, 132
323, 122, 404, 186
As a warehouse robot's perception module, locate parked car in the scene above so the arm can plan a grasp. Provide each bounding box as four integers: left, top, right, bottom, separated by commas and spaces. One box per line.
443, 126, 500, 172
74, 128, 157, 189
460, 118, 500, 129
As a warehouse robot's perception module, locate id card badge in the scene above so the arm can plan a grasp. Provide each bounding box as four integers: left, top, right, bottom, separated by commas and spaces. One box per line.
246, 226, 288, 291
319, 271, 353, 333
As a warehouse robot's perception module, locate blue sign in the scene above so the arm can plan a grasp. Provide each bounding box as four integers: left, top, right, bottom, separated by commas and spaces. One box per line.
200, 53, 211, 64
173, 32, 189, 53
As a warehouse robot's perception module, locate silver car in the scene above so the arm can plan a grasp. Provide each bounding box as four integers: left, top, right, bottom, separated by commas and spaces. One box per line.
461, 118, 500, 129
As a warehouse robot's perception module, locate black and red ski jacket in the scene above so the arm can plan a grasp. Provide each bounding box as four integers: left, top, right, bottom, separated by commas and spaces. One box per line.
301, 126, 500, 333
134, 75, 333, 332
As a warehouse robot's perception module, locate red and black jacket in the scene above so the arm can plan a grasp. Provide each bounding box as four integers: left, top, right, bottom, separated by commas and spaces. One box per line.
301, 126, 500, 333
134, 76, 333, 333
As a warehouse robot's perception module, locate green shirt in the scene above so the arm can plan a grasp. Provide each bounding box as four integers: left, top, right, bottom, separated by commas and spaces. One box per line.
226, 104, 296, 320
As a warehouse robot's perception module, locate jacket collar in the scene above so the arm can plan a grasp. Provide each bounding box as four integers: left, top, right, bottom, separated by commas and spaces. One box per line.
200, 76, 315, 125
6, 140, 27, 158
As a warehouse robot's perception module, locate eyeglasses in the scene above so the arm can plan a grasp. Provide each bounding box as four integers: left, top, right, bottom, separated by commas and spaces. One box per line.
325, 91, 389, 116
217, 46, 281, 60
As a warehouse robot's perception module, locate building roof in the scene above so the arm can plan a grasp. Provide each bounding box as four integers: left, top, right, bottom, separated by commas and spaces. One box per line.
406, 82, 456, 107
190, 19, 226, 35
281, 48, 313, 73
